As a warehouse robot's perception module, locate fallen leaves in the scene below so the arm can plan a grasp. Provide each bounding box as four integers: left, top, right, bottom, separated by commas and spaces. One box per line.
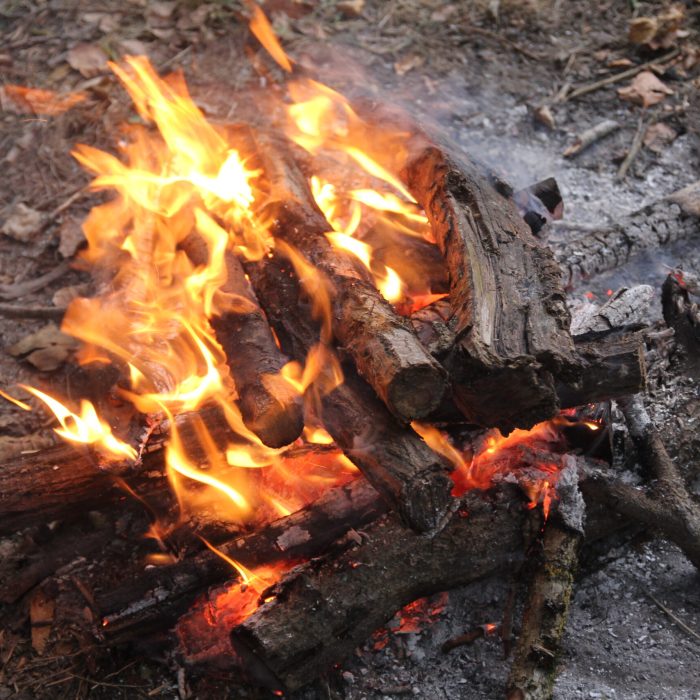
0, 204, 45, 243
618, 71, 674, 108
643, 122, 677, 153
67, 43, 109, 78
57, 215, 86, 258
629, 5, 686, 50
8, 324, 79, 372
0, 85, 87, 116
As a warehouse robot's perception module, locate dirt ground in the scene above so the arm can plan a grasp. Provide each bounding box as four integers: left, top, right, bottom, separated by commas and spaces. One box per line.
1, 0, 699, 698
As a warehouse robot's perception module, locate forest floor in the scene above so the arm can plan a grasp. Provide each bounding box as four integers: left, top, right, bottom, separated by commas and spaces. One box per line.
1, 0, 699, 698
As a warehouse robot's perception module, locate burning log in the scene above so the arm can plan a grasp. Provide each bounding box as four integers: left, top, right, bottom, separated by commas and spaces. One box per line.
247, 253, 454, 533
397, 131, 580, 431
228, 488, 530, 692
180, 232, 303, 447
551, 184, 700, 289
97, 479, 385, 642
253, 131, 448, 423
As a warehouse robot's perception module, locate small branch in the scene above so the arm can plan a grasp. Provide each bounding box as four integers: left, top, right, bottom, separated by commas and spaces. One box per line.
0, 303, 65, 319
563, 48, 679, 101
0, 262, 71, 301
617, 113, 649, 181
648, 594, 700, 643
563, 120, 619, 158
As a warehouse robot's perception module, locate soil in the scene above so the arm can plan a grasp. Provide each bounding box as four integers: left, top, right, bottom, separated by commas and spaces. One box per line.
1, 1, 699, 698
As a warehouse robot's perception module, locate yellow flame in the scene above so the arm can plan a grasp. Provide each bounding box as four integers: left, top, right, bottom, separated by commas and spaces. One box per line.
20, 385, 136, 461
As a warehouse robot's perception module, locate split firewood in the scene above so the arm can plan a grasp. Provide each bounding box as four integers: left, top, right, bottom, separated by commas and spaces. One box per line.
247, 253, 454, 533
570, 285, 654, 335
227, 487, 531, 693
97, 479, 385, 643
506, 457, 585, 700
180, 232, 303, 447
399, 131, 580, 432
551, 183, 700, 289
253, 130, 448, 423
580, 394, 700, 569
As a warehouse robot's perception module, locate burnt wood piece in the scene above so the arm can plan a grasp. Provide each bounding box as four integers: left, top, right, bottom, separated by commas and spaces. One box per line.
180, 233, 303, 447
410, 300, 646, 414
552, 196, 699, 289
247, 253, 454, 533
662, 272, 700, 374
229, 489, 529, 692
580, 395, 700, 569
400, 137, 580, 432
97, 479, 385, 642
253, 131, 447, 423
506, 458, 585, 700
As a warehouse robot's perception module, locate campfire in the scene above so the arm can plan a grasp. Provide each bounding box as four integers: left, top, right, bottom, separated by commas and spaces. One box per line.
1, 5, 699, 699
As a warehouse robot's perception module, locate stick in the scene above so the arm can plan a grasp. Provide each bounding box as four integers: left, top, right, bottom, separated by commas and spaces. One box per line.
563, 119, 620, 158
617, 113, 650, 180
0, 303, 66, 319
563, 49, 679, 101
0, 262, 71, 301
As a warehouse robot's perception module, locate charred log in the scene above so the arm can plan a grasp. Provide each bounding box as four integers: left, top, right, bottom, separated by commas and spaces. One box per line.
552, 189, 699, 290
253, 131, 448, 423
398, 135, 580, 432
247, 253, 454, 533
662, 271, 700, 374
229, 488, 530, 692
97, 479, 385, 643
180, 232, 303, 448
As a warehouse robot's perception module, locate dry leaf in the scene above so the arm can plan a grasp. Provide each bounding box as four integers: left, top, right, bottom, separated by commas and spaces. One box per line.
628, 6, 685, 50
337, 0, 365, 17
67, 43, 108, 78
394, 54, 424, 76
118, 39, 150, 57
57, 215, 85, 258
1, 203, 44, 242
30, 589, 55, 655
618, 71, 674, 108
643, 122, 677, 153
8, 324, 79, 372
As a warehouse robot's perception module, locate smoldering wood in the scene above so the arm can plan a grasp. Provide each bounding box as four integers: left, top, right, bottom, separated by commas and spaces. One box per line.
96, 479, 385, 642
580, 395, 700, 569
398, 130, 580, 432
570, 285, 653, 336
229, 489, 530, 692
253, 130, 448, 423
551, 194, 699, 290
180, 232, 303, 448
409, 299, 646, 415
662, 272, 700, 374
247, 253, 454, 533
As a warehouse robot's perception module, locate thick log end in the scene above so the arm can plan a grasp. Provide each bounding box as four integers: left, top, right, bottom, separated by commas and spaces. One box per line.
238, 374, 304, 448
385, 362, 449, 421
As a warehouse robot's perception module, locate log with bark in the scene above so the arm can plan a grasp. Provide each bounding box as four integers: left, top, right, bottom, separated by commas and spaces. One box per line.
97, 479, 385, 642
410, 298, 646, 417
348, 104, 580, 431
253, 131, 448, 423
180, 232, 303, 447
228, 486, 532, 692
247, 252, 454, 533
662, 270, 700, 374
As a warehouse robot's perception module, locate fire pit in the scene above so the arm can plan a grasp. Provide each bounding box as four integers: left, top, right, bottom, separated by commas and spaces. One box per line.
1, 3, 699, 699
